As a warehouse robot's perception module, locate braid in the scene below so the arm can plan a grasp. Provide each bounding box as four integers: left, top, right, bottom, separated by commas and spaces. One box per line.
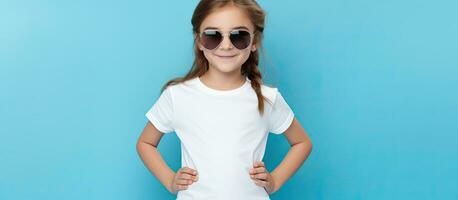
242, 49, 272, 117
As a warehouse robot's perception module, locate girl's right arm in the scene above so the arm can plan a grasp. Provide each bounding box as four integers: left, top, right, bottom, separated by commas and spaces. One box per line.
136, 122, 198, 194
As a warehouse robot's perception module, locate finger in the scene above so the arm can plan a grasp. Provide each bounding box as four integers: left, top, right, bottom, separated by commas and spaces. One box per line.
177, 178, 194, 185
254, 161, 265, 167
249, 167, 266, 174
178, 173, 196, 180
180, 175, 199, 183
180, 167, 198, 176
180, 167, 198, 175
175, 184, 189, 190
254, 179, 268, 187
251, 173, 268, 180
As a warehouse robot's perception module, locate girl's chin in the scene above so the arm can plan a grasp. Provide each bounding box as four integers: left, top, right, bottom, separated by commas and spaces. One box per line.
210, 63, 241, 73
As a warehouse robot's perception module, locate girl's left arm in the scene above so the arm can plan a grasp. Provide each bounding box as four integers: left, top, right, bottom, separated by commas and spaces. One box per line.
270, 117, 313, 193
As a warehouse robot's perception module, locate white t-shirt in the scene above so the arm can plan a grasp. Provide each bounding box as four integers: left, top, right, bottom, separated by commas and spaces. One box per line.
145, 76, 294, 200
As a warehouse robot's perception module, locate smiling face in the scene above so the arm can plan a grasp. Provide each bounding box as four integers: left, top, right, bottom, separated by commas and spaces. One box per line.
197, 5, 257, 75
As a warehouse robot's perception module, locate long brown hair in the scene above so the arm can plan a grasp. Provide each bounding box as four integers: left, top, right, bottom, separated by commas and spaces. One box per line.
161, 0, 272, 116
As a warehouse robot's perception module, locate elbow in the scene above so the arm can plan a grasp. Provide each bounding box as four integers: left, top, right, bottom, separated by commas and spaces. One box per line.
136, 141, 143, 154
297, 140, 313, 155
305, 140, 313, 159
136, 140, 158, 151
136, 140, 147, 154
306, 139, 313, 153
292, 138, 312, 150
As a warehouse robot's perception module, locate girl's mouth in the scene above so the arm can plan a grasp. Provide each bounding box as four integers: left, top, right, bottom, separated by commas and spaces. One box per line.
216, 54, 237, 59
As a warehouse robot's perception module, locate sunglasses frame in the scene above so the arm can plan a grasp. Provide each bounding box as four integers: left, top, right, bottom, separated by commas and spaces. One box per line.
198, 29, 256, 50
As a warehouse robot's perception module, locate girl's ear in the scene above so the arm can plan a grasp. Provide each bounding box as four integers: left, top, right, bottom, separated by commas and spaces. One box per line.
194, 33, 204, 51
251, 44, 257, 52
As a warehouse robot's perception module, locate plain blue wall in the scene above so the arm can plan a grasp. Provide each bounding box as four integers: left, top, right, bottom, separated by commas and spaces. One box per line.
1, 0, 457, 199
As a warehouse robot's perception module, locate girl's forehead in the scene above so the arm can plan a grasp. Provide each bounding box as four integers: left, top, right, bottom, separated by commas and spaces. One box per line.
199, 5, 254, 32
203, 25, 250, 31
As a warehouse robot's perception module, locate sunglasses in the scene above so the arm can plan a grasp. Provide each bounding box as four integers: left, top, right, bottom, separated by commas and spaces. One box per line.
199, 29, 255, 50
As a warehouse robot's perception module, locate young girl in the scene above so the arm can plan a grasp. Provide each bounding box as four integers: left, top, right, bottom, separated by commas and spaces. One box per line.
136, 0, 312, 199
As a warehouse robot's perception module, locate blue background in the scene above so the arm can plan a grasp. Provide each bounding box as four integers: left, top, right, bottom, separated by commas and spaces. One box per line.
1, 0, 457, 199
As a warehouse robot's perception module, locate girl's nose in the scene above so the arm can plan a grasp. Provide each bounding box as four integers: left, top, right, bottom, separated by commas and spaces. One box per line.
219, 35, 233, 50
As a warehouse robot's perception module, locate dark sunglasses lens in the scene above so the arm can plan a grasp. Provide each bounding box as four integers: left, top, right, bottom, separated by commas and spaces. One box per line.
201, 30, 222, 50
230, 30, 251, 49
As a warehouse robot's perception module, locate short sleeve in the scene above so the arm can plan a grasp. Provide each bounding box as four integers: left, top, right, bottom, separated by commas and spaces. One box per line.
268, 90, 295, 134
145, 87, 175, 134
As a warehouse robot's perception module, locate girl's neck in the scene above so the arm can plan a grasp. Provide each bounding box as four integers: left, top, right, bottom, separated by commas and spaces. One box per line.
199, 69, 246, 91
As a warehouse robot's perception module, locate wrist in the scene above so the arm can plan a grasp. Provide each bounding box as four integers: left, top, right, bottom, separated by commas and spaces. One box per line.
270, 172, 280, 194
167, 172, 177, 194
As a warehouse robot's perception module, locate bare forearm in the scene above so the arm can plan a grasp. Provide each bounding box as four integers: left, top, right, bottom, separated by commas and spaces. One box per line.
271, 141, 312, 193
136, 142, 175, 193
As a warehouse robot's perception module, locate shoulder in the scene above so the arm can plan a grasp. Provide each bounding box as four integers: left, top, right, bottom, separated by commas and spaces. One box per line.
158, 82, 179, 102
260, 83, 279, 104
161, 78, 197, 96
